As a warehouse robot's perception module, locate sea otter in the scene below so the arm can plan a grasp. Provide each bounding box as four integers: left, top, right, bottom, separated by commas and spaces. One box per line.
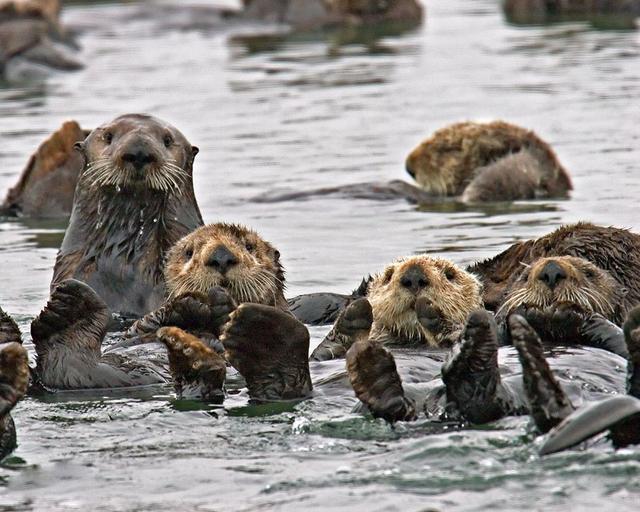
51, 113, 203, 319
0, 0, 81, 79
252, 120, 571, 207
0, 120, 89, 218
503, 0, 640, 27
343, 252, 638, 450
7, 222, 310, 398
0, 308, 30, 460
239, 0, 423, 28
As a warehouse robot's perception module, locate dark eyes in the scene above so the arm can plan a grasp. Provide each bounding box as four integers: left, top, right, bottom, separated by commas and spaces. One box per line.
163, 134, 174, 148
104, 131, 113, 144
445, 268, 456, 281
184, 247, 193, 259
245, 242, 255, 252
584, 269, 596, 279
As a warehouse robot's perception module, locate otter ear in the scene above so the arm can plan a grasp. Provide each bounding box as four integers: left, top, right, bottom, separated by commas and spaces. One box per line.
273, 249, 281, 261
74, 141, 85, 153
621, 287, 629, 297
191, 146, 199, 157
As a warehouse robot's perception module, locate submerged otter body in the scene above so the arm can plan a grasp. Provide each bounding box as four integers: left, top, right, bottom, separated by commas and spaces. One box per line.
52, 114, 202, 319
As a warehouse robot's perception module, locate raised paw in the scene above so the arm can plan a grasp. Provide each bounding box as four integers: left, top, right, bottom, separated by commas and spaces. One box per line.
346, 340, 416, 423
509, 314, 574, 433
221, 304, 312, 401
157, 327, 226, 402
31, 279, 109, 352
415, 297, 442, 334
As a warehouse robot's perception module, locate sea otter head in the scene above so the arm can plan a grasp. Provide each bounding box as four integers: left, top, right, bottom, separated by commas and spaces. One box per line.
164, 223, 285, 307
367, 255, 483, 346
498, 256, 624, 322
75, 114, 199, 194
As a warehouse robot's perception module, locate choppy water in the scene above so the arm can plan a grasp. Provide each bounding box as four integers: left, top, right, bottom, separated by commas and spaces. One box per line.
1, 0, 640, 510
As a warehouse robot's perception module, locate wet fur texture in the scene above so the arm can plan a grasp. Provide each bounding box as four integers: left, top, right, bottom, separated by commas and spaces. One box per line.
470, 222, 640, 320
405, 120, 571, 201
51, 114, 202, 318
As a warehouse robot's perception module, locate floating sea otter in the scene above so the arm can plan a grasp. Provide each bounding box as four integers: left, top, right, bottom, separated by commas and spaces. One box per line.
503, 0, 640, 27
339, 253, 640, 453
253, 120, 572, 206
51, 113, 203, 319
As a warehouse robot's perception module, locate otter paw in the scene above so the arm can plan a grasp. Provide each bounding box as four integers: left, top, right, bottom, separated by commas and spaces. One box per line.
31, 279, 108, 351
346, 340, 416, 423
415, 297, 441, 333
221, 304, 312, 401
157, 327, 226, 402
0, 342, 29, 418
163, 292, 214, 331
206, 286, 238, 333
509, 315, 574, 433
442, 310, 504, 424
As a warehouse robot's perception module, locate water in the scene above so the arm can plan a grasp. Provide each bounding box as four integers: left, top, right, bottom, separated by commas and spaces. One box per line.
1, 0, 640, 509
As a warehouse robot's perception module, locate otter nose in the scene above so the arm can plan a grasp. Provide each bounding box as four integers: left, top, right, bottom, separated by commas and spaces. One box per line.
207, 245, 238, 274
538, 261, 567, 290
400, 267, 429, 294
121, 145, 157, 171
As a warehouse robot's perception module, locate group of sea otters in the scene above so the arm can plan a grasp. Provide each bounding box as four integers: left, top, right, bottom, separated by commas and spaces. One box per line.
1, 0, 640, 465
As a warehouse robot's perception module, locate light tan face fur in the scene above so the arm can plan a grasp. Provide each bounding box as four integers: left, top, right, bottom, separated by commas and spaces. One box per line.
164, 223, 284, 306
498, 256, 620, 319
79, 114, 197, 194
367, 255, 483, 346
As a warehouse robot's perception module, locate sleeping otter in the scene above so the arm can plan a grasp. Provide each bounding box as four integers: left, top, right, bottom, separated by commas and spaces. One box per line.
52, 113, 203, 319
252, 120, 571, 206
343, 253, 637, 449
0, 308, 30, 460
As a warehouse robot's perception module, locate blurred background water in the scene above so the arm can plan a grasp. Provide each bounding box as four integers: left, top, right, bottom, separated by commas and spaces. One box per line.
0, 0, 639, 510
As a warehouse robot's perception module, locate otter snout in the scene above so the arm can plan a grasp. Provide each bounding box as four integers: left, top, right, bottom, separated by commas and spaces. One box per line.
537, 261, 567, 290
207, 245, 239, 275
118, 138, 160, 174
405, 159, 416, 179
400, 266, 429, 294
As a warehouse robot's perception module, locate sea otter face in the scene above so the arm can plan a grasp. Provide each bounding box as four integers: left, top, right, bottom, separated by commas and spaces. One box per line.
498, 256, 622, 320
367, 255, 483, 345
164, 223, 284, 306
76, 114, 199, 194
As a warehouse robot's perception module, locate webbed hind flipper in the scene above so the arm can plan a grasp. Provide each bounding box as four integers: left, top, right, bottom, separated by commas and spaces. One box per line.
31, 279, 109, 388
346, 340, 416, 423
310, 298, 373, 361
0, 307, 22, 345
442, 310, 508, 424
510, 314, 574, 434
540, 396, 640, 455
157, 327, 226, 402
221, 304, 312, 402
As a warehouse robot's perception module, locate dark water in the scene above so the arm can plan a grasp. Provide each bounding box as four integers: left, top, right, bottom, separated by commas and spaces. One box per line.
1, 0, 640, 509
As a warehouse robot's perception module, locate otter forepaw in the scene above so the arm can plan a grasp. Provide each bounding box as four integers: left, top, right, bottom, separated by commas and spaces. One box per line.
31, 279, 109, 353
346, 340, 416, 423
157, 327, 226, 402
0, 342, 29, 418
221, 304, 312, 401
206, 286, 238, 333
415, 297, 442, 334
509, 314, 574, 433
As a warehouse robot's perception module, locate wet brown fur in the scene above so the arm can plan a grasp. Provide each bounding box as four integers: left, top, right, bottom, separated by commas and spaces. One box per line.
469, 222, 640, 323
498, 256, 624, 322
164, 223, 287, 310
367, 255, 483, 346
405, 120, 572, 201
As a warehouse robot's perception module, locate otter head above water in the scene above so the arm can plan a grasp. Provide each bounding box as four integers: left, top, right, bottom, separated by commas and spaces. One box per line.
52, 114, 203, 319
164, 223, 287, 310
367, 255, 483, 346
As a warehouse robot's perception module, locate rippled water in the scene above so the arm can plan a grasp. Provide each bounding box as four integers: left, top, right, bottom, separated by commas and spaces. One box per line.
1, 0, 640, 510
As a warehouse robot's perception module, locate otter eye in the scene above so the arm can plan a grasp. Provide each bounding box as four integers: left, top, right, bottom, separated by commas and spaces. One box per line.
584, 269, 596, 279
445, 268, 456, 282
184, 247, 193, 259
163, 134, 173, 148
104, 131, 113, 144
245, 242, 255, 252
